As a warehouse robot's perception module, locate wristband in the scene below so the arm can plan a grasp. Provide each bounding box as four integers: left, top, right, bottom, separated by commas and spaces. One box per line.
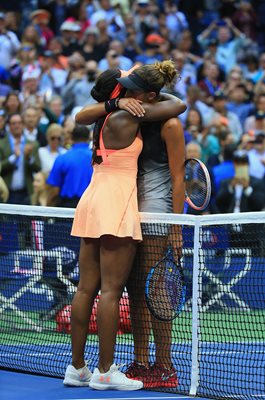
105, 98, 119, 113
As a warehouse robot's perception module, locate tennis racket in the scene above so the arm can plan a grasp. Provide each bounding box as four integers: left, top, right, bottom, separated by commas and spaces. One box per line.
145, 247, 186, 321
185, 158, 211, 211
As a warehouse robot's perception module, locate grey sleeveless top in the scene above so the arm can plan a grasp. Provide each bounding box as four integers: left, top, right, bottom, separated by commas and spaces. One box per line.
137, 121, 173, 213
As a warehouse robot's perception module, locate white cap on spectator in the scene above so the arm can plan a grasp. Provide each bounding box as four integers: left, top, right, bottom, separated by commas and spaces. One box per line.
0, 12, 6, 19
84, 26, 99, 36
60, 19, 81, 32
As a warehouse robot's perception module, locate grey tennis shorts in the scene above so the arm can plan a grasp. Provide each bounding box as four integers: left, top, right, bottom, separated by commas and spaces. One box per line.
139, 197, 172, 237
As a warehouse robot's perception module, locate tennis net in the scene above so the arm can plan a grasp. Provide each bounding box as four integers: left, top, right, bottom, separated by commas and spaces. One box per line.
0, 204, 264, 399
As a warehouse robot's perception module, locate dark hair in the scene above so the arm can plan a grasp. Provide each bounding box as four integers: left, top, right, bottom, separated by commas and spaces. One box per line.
91, 69, 125, 165
186, 107, 203, 131
223, 143, 238, 161
3, 91, 21, 113
71, 124, 90, 142
91, 69, 122, 102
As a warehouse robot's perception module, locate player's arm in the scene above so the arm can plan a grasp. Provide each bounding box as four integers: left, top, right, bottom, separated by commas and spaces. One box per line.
75, 98, 146, 125
141, 96, 186, 122
162, 118, 186, 258
162, 118, 185, 213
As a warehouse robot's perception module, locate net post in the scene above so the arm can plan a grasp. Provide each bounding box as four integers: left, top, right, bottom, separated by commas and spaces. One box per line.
189, 219, 201, 396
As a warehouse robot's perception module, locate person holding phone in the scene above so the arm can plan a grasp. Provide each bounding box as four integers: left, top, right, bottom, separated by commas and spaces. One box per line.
197, 17, 247, 74
215, 149, 265, 251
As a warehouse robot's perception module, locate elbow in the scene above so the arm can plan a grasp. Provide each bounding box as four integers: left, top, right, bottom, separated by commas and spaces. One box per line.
179, 103, 187, 114
75, 111, 84, 124
174, 102, 187, 116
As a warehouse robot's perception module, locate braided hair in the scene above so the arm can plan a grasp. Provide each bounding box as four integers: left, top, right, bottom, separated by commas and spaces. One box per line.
91, 69, 125, 164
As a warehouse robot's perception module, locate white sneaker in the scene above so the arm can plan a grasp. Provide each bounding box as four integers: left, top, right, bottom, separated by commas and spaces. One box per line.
63, 363, 92, 386
89, 364, 143, 391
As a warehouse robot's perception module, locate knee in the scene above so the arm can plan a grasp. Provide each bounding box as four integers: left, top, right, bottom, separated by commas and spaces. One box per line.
77, 283, 99, 298
100, 286, 123, 302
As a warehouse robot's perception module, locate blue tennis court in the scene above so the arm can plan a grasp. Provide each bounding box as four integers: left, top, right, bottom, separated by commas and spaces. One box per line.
1, 342, 264, 399
0, 369, 213, 400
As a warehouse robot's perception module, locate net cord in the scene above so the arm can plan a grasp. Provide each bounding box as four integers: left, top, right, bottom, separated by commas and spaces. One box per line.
0, 204, 264, 226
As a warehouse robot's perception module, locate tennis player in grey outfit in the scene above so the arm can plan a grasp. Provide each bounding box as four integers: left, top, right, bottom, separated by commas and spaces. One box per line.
126, 116, 185, 388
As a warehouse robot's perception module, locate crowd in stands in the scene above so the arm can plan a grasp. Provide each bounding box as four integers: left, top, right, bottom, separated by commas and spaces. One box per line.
0, 0, 265, 215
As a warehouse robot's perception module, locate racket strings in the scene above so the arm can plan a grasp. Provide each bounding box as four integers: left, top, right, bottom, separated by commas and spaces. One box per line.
185, 159, 210, 209
147, 260, 184, 320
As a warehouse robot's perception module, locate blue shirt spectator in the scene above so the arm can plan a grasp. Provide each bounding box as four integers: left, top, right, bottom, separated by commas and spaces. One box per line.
47, 125, 93, 208
226, 84, 254, 129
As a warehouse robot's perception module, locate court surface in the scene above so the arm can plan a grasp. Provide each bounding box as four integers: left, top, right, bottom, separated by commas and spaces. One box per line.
1, 341, 264, 398
0, 370, 215, 400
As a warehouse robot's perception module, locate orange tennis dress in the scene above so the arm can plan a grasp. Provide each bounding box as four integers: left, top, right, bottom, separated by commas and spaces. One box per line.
71, 115, 143, 241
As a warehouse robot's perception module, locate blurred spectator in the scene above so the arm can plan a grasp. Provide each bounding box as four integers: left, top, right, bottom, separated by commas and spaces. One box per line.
207, 127, 234, 168
238, 131, 256, 151
0, 112, 40, 204
197, 17, 247, 74
211, 142, 237, 198
81, 26, 103, 62
179, 85, 213, 126
185, 140, 202, 160
47, 125, 93, 207
199, 124, 221, 163
9, 45, 39, 91
0, 173, 9, 203
60, 18, 82, 57
0, 67, 12, 98
242, 54, 261, 83
198, 61, 222, 106
48, 37, 69, 70
38, 50, 68, 96
184, 107, 204, 144
62, 116, 75, 149
135, 33, 165, 65
98, 39, 133, 71
164, 1, 189, 42
171, 50, 197, 99
48, 95, 65, 125
61, 52, 92, 114
0, 109, 6, 138
215, 148, 265, 251
41, 0, 71, 36
61, 60, 97, 113
123, 25, 143, 62
2, 91, 22, 116
94, 19, 111, 57
244, 92, 265, 132
232, 0, 257, 41
22, 106, 47, 147
253, 0, 265, 52
31, 171, 51, 206
226, 83, 254, 128
248, 132, 265, 180
21, 24, 42, 51
90, 0, 118, 27
245, 110, 265, 135
132, 0, 158, 46
208, 90, 243, 141
4, 10, 20, 37
216, 149, 265, 213
30, 9, 54, 49
38, 123, 66, 173
0, 11, 20, 70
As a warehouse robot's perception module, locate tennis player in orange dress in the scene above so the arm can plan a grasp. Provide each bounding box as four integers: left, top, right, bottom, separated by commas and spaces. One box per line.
63, 61, 186, 391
